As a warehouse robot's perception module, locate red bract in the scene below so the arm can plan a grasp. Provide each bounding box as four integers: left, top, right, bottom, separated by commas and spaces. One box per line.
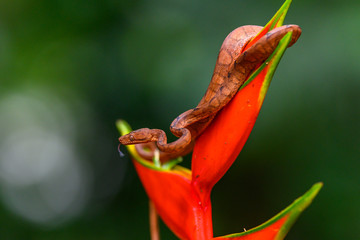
116, 0, 322, 239
191, 0, 294, 205
191, 60, 271, 203
117, 121, 213, 239
133, 160, 213, 240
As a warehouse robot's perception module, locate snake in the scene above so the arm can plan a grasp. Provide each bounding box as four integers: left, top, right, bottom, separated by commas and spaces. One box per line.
119, 24, 301, 161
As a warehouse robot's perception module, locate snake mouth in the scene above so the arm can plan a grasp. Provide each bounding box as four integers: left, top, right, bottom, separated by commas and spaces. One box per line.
118, 135, 133, 145
118, 136, 133, 145
118, 132, 150, 145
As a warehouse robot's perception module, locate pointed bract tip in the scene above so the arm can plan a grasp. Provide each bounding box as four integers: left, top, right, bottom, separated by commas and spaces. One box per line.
116, 119, 132, 136
272, 0, 293, 28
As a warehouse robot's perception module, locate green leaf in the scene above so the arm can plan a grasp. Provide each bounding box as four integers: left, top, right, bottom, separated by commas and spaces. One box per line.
213, 183, 323, 240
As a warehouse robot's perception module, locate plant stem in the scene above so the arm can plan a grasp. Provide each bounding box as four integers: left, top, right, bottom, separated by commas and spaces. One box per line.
149, 200, 160, 240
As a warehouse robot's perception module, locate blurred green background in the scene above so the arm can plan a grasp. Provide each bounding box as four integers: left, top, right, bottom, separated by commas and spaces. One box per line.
0, 0, 359, 239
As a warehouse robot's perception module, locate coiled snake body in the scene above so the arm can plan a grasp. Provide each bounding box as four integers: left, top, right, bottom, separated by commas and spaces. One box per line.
119, 25, 301, 161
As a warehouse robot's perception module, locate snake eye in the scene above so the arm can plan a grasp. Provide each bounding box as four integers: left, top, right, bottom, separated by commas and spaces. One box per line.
129, 135, 135, 141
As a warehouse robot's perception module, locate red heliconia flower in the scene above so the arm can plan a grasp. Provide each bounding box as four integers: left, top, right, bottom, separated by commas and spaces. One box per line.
117, 121, 213, 239
116, 0, 322, 239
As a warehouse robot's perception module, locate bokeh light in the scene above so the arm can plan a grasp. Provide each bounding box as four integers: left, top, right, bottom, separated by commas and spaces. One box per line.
0, 87, 92, 226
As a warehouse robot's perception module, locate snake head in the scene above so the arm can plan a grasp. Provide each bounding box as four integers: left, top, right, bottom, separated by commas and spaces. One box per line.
119, 128, 154, 145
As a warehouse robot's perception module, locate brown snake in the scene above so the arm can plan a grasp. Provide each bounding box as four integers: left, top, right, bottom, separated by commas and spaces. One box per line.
119, 25, 301, 161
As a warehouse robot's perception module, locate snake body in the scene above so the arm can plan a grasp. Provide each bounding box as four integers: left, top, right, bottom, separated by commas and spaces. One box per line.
119, 25, 301, 161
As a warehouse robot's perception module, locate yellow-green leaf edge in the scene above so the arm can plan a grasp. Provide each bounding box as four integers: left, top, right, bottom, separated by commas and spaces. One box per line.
116, 119, 191, 174
214, 182, 323, 239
